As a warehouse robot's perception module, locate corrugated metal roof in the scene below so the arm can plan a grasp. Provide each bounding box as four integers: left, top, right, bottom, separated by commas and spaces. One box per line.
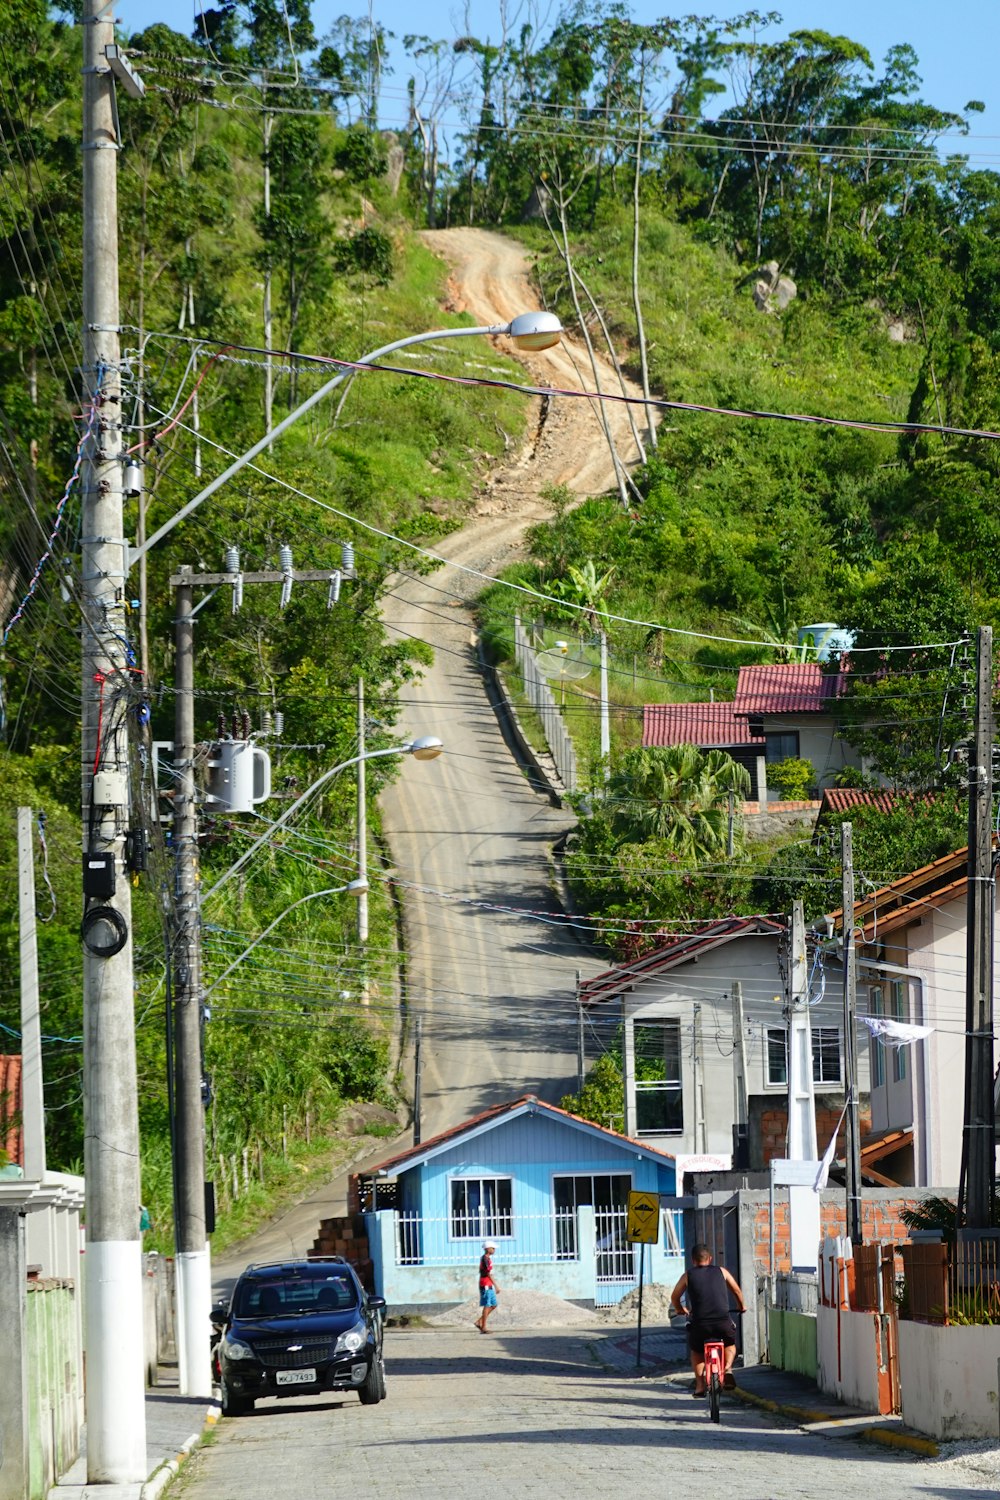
578, 916, 786, 1007
0, 1055, 22, 1168
642, 702, 764, 748
734, 663, 845, 716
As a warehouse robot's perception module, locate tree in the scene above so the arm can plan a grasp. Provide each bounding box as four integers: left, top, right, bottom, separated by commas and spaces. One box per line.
603, 744, 750, 855
560, 1054, 624, 1129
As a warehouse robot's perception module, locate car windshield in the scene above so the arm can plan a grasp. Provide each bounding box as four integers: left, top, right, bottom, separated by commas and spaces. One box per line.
234, 1274, 359, 1319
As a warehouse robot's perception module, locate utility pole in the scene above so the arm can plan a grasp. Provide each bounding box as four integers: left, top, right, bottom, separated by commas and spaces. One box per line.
785, 901, 817, 1161
576, 971, 585, 1093
357, 678, 368, 960
18, 808, 45, 1181
958, 625, 996, 1230
172, 569, 212, 1396
81, 2, 147, 1479
599, 631, 610, 780
413, 1017, 423, 1146
731, 980, 749, 1168
841, 823, 863, 1244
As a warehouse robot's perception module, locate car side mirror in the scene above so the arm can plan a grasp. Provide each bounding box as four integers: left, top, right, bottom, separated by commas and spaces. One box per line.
368, 1296, 386, 1312
211, 1302, 230, 1324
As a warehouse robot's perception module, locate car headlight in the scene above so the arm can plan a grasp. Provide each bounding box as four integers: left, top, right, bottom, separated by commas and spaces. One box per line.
224, 1337, 255, 1361
334, 1321, 367, 1355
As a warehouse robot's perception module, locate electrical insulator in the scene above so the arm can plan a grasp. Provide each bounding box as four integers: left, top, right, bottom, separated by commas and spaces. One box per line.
242, 711, 251, 739
341, 541, 355, 577
262, 710, 273, 734
279, 544, 294, 609
327, 570, 342, 608
274, 711, 284, 736
217, 712, 226, 738
231, 712, 240, 739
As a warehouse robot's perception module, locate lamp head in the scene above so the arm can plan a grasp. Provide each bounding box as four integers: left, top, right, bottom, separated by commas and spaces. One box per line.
345, 878, 369, 896
507, 311, 563, 351
407, 735, 444, 761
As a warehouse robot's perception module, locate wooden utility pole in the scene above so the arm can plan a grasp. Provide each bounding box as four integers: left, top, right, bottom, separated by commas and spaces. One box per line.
958, 626, 996, 1229
841, 823, 863, 1244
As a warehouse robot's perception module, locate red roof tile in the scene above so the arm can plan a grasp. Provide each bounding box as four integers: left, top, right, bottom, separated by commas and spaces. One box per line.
734, 663, 845, 716
0, 1055, 22, 1168
643, 702, 764, 749
816, 788, 937, 822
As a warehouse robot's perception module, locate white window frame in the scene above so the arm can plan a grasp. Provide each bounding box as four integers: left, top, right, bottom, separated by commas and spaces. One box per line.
633, 1018, 684, 1135
765, 1025, 842, 1088
448, 1176, 513, 1243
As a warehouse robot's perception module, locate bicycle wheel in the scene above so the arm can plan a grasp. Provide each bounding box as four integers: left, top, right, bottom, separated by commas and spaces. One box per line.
708, 1369, 721, 1424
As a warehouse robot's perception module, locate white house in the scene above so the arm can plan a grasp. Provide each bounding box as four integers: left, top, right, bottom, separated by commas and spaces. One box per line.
577, 916, 870, 1167
837, 844, 999, 1188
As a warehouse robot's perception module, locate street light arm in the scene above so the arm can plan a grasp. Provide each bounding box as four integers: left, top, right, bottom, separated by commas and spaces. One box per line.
203, 882, 363, 999
128, 323, 529, 568
202, 744, 409, 903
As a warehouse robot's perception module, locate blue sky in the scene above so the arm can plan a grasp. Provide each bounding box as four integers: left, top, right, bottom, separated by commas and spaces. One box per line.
119, 1, 998, 155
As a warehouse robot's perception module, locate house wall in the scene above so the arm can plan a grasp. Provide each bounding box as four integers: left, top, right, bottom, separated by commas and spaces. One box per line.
750, 1096, 872, 1171
756, 715, 860, 799
621, 935, 870, 1154
409, 1110, 677, 1224
899, 1320, 1000, 1440
768, 1308, 817, 1379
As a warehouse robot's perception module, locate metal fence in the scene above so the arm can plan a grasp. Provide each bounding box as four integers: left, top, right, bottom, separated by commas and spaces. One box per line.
513, 617, 577, 793
395, 1211, 580, 1267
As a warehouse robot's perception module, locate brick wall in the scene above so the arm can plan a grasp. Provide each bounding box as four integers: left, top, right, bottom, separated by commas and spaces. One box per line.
742, 1189, 938, 1278
749, 1094, 871, 1170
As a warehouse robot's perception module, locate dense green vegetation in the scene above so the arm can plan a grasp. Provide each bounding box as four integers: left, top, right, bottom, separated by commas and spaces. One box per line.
1, 2, 998, 1207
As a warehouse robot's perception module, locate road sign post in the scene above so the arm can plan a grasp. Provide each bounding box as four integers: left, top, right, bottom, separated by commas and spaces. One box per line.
626, 1190, 660, 1368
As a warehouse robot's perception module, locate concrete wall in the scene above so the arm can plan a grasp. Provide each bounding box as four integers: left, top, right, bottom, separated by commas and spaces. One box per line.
25, 1282, 81, 1500
817, 1304, 885, 1412
0, 1206, 29, 1500
769, 1308, 817, 1379
899, 1320, 1000, 1440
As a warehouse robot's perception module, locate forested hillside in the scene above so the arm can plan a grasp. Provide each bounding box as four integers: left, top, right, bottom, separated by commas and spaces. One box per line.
1, 3, 996, 1233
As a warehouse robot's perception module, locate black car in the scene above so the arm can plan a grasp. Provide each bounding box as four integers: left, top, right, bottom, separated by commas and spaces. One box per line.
215, 1257, 386, 1416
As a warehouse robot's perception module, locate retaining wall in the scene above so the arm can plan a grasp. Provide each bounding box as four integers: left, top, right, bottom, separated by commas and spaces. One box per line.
899, 1320, 1000, 1440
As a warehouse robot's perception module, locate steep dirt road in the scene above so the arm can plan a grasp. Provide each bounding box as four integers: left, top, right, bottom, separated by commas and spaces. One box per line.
380, 229, 645, 1140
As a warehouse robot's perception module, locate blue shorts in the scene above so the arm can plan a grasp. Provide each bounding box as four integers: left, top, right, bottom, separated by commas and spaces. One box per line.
479, 1286, 497, 1309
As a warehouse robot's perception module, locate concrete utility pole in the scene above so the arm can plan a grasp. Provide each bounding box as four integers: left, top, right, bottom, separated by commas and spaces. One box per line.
958, 625, 996, 1230
81, 2, 147, 1479
785, 901, 817, 1160
599, 631, 610, 779
172, 569, 212, 1396
841, 822, 863, 1244
357, 677, 369, 954
731, 980, 749, 1168
18, 808, 46, 1181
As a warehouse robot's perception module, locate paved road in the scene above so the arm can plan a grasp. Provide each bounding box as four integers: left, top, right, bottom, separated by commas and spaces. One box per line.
173, 1327, 992, 1500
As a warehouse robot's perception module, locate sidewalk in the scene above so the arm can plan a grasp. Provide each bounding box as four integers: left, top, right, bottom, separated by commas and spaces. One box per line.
590, 1327, 938, 1457
53, 1367, 218, 1500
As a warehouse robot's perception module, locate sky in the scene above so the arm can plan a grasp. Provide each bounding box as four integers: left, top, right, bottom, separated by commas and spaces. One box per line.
117, 0, 1000, 161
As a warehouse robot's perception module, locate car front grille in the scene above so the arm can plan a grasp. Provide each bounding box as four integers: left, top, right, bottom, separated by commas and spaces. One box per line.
252, 1336, 341, 1368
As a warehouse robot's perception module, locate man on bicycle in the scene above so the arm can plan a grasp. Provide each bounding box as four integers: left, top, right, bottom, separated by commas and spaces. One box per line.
670, 1243, 746, 1396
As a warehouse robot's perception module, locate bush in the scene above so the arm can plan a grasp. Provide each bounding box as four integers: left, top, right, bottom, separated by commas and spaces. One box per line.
766, 757, 815, 801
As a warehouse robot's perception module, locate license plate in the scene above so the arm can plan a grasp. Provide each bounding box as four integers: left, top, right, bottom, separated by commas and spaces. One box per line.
275, 1368, 316, 1386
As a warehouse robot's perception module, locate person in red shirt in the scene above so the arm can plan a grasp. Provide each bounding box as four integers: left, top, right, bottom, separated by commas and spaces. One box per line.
476, 1241, 500, 1333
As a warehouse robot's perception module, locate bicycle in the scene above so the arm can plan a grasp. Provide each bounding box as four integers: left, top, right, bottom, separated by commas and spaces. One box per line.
702, 1339, 725, 1424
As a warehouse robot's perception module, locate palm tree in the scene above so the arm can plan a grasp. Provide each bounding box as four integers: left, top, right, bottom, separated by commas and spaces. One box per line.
607, 744, 751, 859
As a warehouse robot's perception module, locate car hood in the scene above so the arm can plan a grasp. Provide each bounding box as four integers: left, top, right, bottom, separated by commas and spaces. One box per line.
231, 1310, 363, 1339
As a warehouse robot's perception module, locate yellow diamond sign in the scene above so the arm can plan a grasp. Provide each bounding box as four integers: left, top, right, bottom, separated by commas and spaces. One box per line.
626, 1189, 659, 1243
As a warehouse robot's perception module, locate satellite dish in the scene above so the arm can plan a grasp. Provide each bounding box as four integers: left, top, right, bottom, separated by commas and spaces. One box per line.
535, 640, 591, 683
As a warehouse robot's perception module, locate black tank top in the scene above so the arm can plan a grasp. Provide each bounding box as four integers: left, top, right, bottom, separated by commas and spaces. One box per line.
686, 1264, 729, 1322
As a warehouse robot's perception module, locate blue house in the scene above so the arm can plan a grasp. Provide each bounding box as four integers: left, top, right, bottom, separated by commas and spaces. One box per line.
358, 1095, 683, 1309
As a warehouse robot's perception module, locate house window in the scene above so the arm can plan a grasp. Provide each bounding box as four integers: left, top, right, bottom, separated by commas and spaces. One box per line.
553, 1174, 631, 1259
766, 1026, 841, 1087
449, 1177, 512, 1240
633, 1020, 683, 1133
891, 980, 907, 1082
870, 986, 885, 1087
765, 731, 800, 763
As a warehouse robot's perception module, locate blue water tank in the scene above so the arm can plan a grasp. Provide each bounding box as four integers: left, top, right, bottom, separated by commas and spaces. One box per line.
797, 623, 855, 662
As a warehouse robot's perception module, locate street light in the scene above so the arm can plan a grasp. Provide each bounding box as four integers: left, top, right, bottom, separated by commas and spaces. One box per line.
127, 316, 563, 567
204, 878, 368, 999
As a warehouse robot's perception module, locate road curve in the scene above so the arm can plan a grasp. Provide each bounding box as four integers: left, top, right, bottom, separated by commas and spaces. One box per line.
380, 228, 643, 1140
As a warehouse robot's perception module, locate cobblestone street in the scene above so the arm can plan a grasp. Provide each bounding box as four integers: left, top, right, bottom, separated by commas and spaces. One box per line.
174, 1327, 996, 1500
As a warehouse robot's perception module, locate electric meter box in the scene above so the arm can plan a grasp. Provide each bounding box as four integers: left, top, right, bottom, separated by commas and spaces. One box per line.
83, 852, 116, 900
204, 740, 271, 814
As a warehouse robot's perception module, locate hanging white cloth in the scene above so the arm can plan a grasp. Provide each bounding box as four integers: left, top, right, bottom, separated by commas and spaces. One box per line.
860, 1016, 933, 1045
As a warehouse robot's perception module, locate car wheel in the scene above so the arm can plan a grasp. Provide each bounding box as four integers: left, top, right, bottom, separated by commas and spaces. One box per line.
220, 1375, 253, 1417
358, 1358, 383, 1405
377, 1358, 387, 1400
